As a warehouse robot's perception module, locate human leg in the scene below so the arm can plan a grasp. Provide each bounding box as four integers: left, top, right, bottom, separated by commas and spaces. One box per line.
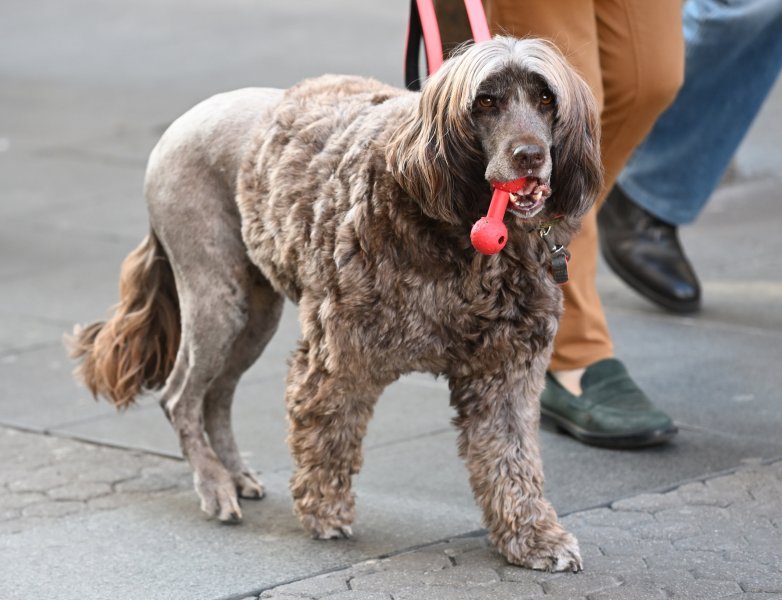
488, 0, 683, 371
488, 0, 683, 447
617, 0, 782, 225
486, 0, 614, 372
602, 0, 782, 313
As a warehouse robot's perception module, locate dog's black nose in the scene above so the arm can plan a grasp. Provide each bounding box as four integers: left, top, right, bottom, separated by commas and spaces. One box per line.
512, 144, 545, 170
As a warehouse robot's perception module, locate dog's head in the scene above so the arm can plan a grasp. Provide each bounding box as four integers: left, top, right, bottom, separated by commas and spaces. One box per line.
388, 36, 602, 229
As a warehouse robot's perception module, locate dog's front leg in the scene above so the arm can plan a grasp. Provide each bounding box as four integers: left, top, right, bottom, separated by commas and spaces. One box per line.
285, 344, 383, 540
450, 371, 582, 572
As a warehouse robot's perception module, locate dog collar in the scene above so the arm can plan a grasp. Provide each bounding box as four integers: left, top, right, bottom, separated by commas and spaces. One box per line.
532, 219, 569, 285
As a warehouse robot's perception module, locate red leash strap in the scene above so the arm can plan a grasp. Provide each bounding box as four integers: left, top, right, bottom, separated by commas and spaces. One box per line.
463, 0, 491, 42
404, 0, 490, 90
404, 0, 442, 90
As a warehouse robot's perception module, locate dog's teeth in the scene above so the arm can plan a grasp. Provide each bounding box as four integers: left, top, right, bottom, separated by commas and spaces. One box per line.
532, 190, 543, 201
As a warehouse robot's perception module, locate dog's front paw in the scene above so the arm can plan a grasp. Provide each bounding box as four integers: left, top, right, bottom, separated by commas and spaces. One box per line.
315, 525, 353, 540
194, 470, 243, 523
297, 511, 354, 541
291, 468, 356, 541
294, 497, 355, 541
498, 525, 582, 572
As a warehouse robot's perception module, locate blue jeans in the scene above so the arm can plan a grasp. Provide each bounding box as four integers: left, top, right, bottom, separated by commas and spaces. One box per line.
616, 0, 782, 225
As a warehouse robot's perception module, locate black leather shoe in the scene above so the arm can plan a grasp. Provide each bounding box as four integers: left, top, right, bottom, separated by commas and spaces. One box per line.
598, 186, 701, 314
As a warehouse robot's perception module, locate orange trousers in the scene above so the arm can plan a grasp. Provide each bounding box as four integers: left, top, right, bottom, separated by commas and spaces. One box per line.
485, 0, 684, 369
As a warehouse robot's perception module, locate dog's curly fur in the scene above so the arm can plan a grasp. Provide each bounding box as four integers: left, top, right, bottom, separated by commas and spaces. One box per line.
68, 37, 602, 571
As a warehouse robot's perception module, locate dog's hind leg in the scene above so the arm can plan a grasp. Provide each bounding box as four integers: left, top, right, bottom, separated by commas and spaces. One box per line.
158, 297, 246, 521
450, 369, 582, 572
159, 257, 277, 522
203, 272, 283, 500
142, 86, 288, 521
150, 180, 281, 522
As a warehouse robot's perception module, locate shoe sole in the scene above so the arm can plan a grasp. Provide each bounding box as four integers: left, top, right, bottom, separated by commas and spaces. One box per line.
541, 407, 679, 449
599, 238, 700, 315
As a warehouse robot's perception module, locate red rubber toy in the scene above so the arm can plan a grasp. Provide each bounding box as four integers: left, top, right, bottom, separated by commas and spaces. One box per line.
470, 178, 526, 255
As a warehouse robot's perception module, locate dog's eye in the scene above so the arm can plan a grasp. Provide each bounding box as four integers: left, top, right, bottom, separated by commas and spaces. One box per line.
540, 90, 554, 106
476, 96, 495, 109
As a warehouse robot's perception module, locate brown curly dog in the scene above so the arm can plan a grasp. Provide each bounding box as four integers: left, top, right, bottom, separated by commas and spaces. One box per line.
68, 36, 602, 571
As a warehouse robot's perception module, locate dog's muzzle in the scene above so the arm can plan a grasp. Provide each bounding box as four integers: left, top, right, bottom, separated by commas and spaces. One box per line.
507, 177, 552, 219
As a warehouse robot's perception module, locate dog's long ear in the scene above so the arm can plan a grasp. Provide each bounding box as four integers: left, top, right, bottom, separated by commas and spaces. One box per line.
387, 45, 492, 224
530, 42, 603, 220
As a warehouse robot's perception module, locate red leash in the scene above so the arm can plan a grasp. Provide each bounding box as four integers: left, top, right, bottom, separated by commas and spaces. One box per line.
463, 0, 491, 42
404, 0, 489, 89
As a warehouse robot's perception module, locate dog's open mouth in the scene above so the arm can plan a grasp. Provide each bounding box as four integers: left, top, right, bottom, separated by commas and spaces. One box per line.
507, 178, 552, 219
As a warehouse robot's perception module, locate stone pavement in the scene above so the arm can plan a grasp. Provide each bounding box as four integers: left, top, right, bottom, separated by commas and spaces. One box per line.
258, 459, 782, 600
2, 0, 782, 598
2, 426, 781, 599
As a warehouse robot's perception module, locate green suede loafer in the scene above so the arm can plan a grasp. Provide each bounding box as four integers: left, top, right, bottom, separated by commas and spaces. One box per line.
540, 358, 678, 449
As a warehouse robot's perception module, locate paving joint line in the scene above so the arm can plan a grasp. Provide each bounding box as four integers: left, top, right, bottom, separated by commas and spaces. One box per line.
0, 423, 184, 462
603, 303, 782, 339
40, 400, 159, 433
0, 340, 65, 359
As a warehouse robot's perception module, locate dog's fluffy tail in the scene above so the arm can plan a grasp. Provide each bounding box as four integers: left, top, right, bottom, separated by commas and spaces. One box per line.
67, 232, 180, 409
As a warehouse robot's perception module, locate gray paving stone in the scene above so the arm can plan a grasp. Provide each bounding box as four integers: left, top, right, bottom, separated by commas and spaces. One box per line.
348, 570, 429, 593
541, 573, 621, 596
323, 593, 391, 600
571, 525, 634, 544
677, 478, 753, 508
0, 508, 20, 522
632, 519, 703, 541
420, 565, 500, 587
20, 500, 84, 519
724, 547, 782, 568
7, 465, 72, 493
392, 587, 474, 600
451, 547, 506, 570
738, 572, 782, 594
463, 581, 545, 599
662, 578, 743, 599
495, 566, 551, 586
742, 526, 782, 549
598, 537, 675, 558
582, 554, 647, 573
587, 582, 666, 600
371, 550, 452, 573
644, 549, 724, 573
653, 503, 733, 525
0, 428, 190, 535
610, 491, 684, 514
674, 532, 749, 553
47, 481, 112, 501
255, 460, 782, 600
258, 574, 348, 598
439, 536, 489, 558
572, 507, 657, 530
0, 490, 46, 510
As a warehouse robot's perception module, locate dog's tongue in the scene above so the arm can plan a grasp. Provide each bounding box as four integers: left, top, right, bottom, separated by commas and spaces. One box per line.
491, 177, 527, 194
